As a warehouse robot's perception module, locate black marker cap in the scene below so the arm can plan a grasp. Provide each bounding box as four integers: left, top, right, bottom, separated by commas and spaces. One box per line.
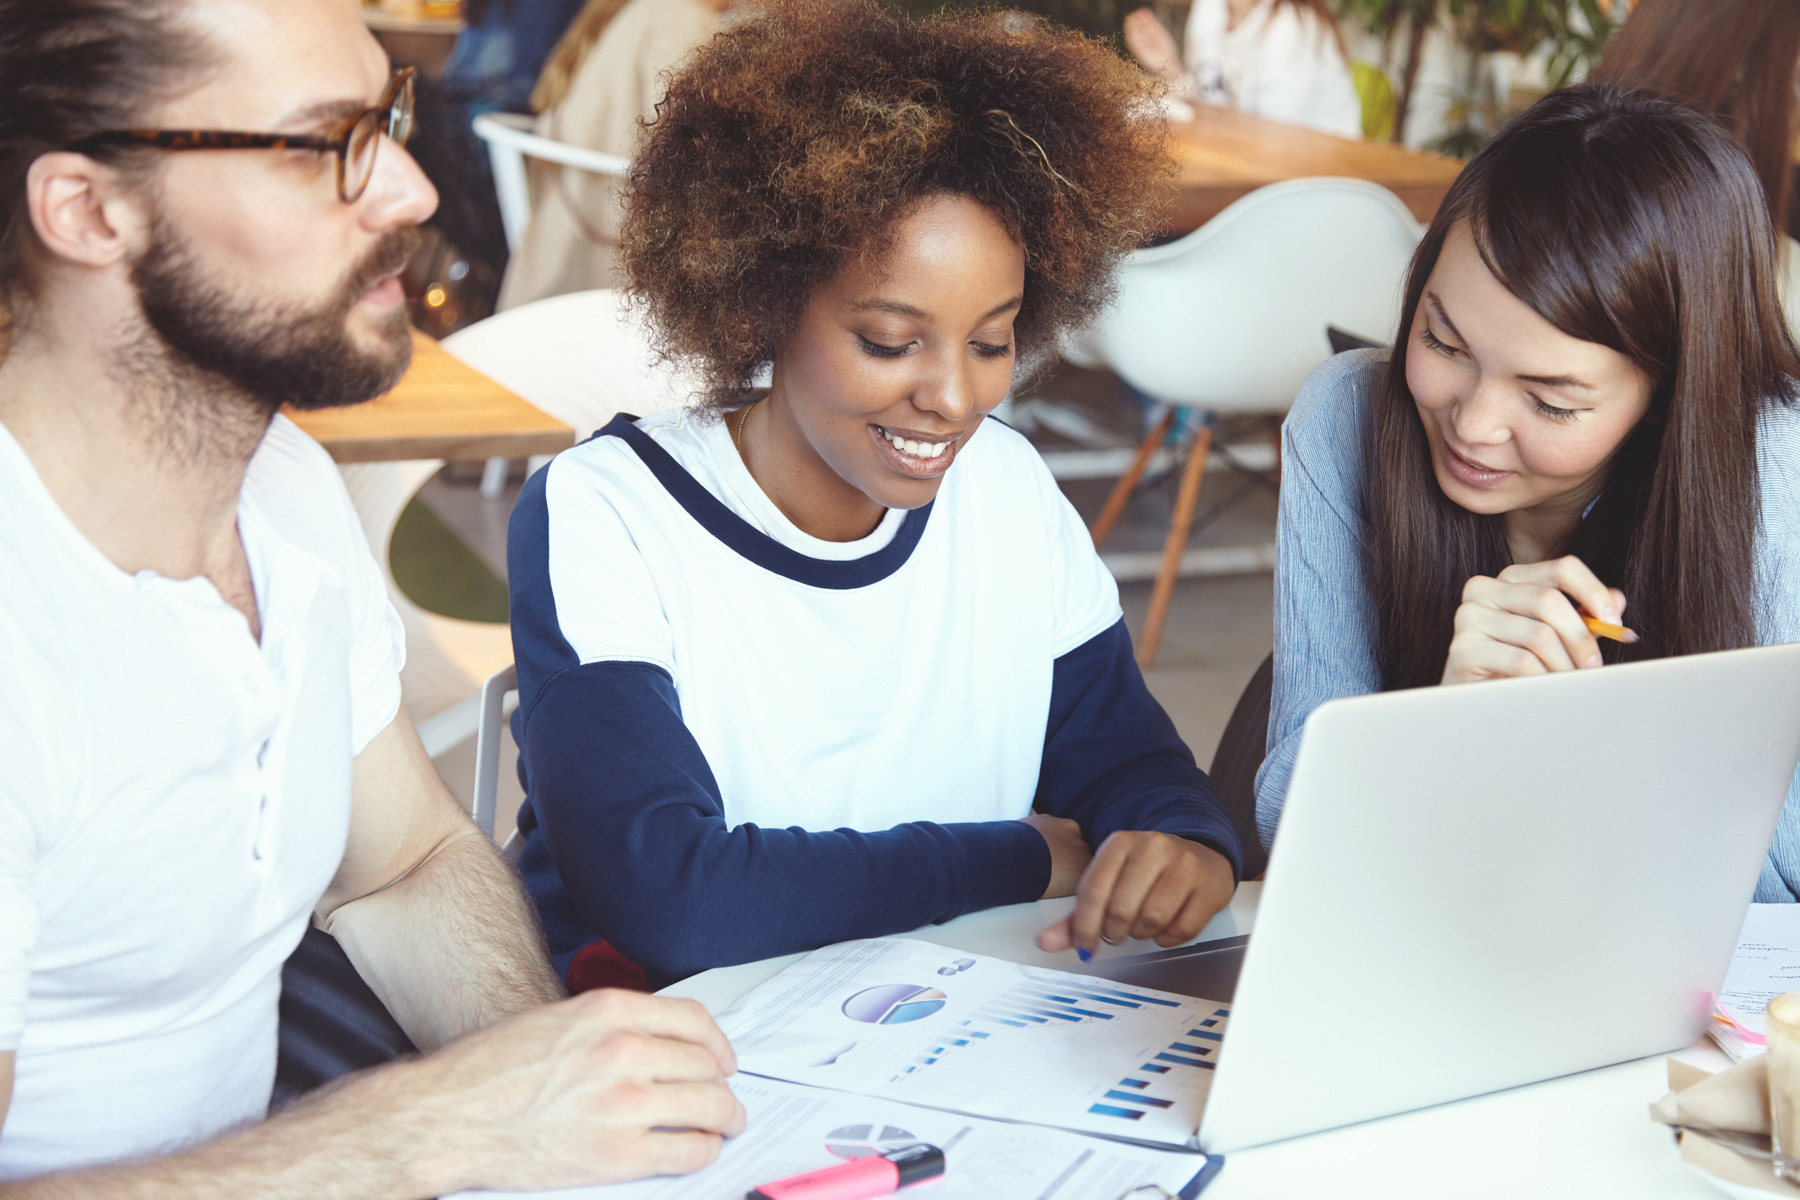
886, 1143, 946, 1188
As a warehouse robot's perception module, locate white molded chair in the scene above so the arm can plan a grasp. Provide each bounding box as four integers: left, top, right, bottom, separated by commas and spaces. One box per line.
471, 111, 631, 254
470, 112, 634, 496
339, 292, 699, 762
473, 662, 522, 858
439, 288, 703, 439
338, 459, 515, 759
1069, 176, 1423, 667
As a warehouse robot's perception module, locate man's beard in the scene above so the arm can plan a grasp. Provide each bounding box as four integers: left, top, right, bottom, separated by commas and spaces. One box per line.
131, 216, 424, 415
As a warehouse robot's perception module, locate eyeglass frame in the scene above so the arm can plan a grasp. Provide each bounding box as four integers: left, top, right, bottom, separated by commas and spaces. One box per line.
63, 66, 417, 205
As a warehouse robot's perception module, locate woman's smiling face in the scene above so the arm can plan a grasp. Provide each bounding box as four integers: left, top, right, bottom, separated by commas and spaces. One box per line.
758, 192, 1025, 532
1405, 221, 1655, 545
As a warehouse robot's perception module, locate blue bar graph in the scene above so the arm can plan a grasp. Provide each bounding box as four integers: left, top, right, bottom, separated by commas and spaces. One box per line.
1116, 1078, 1150, 1089
1140, 1063, 1171, 1073
1155, 1051, 1212, 1069
1199, 1018, 1219, 1028
977, 1008, 1049, 1024
1213, 1008, 1230, 1017
1104, 1089, 1175, 1108
1074, 984, 1182, 1008
1170, 1043, 1214, 1055
1018, 993, 1115, 1020
1185, 1029, 1224, 1042
1088, 1104, 1146, 1120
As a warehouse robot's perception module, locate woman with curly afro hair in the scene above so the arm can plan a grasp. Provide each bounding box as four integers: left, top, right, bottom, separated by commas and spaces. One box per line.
508, 0, 1243, 990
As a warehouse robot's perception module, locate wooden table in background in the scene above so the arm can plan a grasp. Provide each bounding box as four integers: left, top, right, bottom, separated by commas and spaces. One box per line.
1169, 105, 1464, 233
360, 2, 463, 77
285, 329, 573, 464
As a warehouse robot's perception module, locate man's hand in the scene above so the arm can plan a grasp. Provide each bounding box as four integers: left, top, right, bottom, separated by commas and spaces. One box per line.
1442, 556, 1634, 686
0, 991, 744, 1199
1020, 814, 1092, 899
412, 989, 746, 1195
1036, 833, 1234, 955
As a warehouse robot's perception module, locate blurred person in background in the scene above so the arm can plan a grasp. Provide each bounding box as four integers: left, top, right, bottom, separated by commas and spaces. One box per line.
1592, 0, 1800, 330
443, 0, 588, 115
496, 0, 740, 309
1124, 0, 1361, 138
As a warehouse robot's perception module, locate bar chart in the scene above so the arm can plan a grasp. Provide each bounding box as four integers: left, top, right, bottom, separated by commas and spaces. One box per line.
722, 939, 1235, 1149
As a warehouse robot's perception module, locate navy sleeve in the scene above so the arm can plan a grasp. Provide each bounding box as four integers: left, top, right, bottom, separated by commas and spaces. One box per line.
1034, 618, 1244, 880
507, 466, 1049, 987
517, 662, 1050, 985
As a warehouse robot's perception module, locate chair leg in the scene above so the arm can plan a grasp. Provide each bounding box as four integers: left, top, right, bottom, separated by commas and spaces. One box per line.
1090, 407, 1175, 550
1139, 424, 1212, 670
478, 456, 511, 501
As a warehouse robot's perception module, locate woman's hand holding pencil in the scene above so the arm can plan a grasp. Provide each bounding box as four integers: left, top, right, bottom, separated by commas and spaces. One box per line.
1442, 554, 1636, 685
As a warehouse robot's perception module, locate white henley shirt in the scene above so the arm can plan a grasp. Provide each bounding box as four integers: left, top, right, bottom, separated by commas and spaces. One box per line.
0, 415, 404, 1179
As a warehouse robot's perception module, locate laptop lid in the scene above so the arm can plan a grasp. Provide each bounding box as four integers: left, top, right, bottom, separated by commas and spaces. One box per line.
1196, 642, 1800, 1153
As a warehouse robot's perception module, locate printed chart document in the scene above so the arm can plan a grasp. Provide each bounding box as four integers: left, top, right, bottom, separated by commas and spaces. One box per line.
1711, 904, 1800, 1060
447, 1075, 1218, 1200
716, 939, 1231, 1149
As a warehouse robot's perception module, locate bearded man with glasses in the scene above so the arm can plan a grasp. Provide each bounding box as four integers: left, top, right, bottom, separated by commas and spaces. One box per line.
0, 1, 744, 1195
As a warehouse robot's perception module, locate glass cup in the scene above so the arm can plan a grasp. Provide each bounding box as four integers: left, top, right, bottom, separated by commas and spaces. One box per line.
1766, 991, 1800, 1180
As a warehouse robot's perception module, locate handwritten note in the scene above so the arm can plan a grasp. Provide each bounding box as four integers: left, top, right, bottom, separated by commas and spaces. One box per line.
1711, 905, 1800, 1060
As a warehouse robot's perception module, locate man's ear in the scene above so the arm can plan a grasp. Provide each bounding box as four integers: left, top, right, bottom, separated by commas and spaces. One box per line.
25, 152, 151, 271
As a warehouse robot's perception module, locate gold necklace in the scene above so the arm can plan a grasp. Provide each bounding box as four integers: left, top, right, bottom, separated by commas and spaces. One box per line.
732, 403, 754, 457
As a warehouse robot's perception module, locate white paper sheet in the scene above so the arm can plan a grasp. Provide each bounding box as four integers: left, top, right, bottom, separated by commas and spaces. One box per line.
1711, 904, 1800, 1060
448, 1075, 1215, 1200
715, 939, 1230, 1149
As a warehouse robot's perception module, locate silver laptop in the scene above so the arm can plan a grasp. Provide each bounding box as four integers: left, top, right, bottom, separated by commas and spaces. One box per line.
1092, 642, 1800, 1153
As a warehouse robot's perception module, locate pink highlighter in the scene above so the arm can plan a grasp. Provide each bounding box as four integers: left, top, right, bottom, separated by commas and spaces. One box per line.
746, 1143, 945, 1200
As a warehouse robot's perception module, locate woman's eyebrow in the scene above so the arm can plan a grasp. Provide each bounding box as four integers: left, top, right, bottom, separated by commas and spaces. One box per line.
1423, 291, 1467, 344
851, 298, 929, 318
1517, 372, 1596, 392
849, 296, 1023, 320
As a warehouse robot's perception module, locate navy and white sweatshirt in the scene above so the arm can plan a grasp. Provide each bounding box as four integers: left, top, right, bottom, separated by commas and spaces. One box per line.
508, 407, 1242, 989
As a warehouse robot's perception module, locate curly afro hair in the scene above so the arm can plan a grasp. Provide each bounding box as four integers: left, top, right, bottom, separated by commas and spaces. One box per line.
621, 0, 1174, 406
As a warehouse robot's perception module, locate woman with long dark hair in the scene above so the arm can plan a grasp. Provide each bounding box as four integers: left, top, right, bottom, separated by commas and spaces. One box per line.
1257, 84, 1800, 899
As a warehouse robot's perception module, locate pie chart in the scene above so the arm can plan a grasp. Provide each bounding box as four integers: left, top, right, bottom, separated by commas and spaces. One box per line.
841, 984, 948, 1025
824, 1123, 918, 1161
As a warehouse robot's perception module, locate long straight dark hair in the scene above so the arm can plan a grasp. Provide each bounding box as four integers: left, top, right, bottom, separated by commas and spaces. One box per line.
1367, 84, 1800, 691
1594, 0, 1800, 233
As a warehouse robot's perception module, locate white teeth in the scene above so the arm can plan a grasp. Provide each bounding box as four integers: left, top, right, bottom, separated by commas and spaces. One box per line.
880, 428, 952, 460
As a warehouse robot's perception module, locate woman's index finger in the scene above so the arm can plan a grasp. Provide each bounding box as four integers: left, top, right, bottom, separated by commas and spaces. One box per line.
1543, 555, 1622, 623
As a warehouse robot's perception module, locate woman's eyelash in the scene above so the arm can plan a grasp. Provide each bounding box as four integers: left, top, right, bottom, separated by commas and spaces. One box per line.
859, 336, 909, 358
1532, 396, 1579, 421
1420, 327, 1459, 356
972, 341, 1012, 359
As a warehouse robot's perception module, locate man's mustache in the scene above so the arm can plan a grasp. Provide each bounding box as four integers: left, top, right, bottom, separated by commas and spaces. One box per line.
342, 226, 427, 303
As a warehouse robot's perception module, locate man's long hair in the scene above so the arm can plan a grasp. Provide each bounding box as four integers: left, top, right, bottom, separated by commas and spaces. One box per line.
0, 0, 213, 324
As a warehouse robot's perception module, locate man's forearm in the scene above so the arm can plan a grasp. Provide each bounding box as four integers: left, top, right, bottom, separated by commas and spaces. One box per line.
1, 1060, 455, 1200
323, 828, 563, 1052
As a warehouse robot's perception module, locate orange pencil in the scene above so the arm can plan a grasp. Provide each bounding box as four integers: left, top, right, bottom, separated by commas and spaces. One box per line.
1583, 615, 1639, 644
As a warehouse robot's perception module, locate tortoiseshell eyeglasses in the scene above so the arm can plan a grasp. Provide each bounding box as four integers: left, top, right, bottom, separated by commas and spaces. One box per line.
66, 67, 417, 204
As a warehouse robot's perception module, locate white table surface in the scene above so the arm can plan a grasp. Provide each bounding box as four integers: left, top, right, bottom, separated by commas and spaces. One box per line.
662, 882, 1734, 1199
